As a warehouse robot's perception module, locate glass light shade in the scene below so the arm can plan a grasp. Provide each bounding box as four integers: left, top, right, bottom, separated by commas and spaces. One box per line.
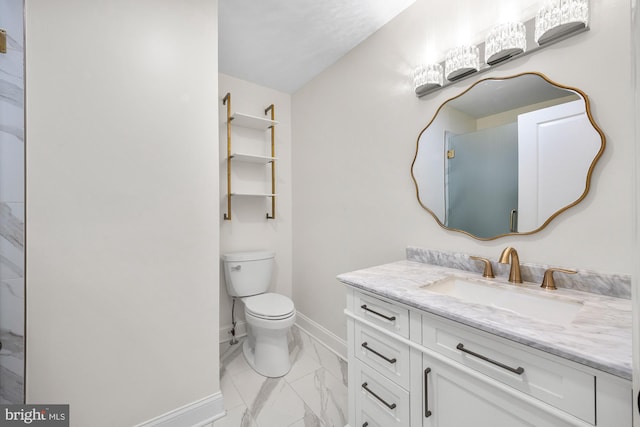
414, 63, 444, 94
445, 45, 479, 81
485, 22, 526, 65
535, 0, 589, 45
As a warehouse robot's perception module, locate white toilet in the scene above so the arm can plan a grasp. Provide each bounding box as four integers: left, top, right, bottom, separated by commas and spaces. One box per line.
222, 250, 296, 377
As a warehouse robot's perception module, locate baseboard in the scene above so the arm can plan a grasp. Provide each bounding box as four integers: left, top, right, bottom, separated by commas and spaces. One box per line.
295, 312, 347, 361
219, 313, 347, 360
219, 320, 247, 345
134, 392, 225, 427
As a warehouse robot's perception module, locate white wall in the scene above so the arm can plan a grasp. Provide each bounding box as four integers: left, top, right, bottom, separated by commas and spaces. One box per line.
632, 0, 639, 424
292, 0, 634, 345
218, 74, 292, 344
24, 1, 220, 425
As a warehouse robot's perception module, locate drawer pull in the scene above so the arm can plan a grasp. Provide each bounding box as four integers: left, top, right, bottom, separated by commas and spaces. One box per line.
456, 343, 525, 375
361, 382, 397, 410
361, 304, 396, 321
361, 342, 397, 364
424, 367, 432, 418
362, 423, 369, 427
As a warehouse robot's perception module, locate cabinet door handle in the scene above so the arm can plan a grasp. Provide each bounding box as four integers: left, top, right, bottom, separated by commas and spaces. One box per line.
360, 304, 396, 321
424, 367, 433, 418
361, 342, 397, 364
362, 423, 369, 427
361, 382, 397, 410
456, 343, 525, 375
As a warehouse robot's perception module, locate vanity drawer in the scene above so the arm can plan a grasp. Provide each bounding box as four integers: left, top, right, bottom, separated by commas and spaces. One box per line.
354, 292, 410, 338
422, 313, 595, 424
354, 359, 410, 427
354, 321, 410, 388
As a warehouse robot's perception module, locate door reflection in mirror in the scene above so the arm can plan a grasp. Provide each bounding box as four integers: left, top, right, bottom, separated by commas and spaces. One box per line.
411, 72, 605, 240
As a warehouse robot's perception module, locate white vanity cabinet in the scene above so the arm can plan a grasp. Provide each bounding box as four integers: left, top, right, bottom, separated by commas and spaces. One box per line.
350, 292, 413, 427
346, 288, 632, 427
419, 355, 578, 427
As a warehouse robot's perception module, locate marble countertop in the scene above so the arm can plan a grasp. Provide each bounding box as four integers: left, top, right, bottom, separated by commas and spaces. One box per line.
337, 260, 632, 380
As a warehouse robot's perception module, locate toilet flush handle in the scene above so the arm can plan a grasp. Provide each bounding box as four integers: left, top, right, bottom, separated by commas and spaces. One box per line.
230, 265, 241, 271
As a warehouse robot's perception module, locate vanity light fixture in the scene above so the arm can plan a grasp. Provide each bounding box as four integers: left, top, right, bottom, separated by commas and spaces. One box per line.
445, 45, 479, 81
485, 22, 526, 65
414, 63, 444, 96
535, 0, 589, 45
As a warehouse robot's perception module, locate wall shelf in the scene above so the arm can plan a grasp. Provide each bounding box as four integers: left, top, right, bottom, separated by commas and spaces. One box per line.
228, 112, 278, 130
230, 153, 277, 164
222, 92, 277, 220
231, 192, 277, 197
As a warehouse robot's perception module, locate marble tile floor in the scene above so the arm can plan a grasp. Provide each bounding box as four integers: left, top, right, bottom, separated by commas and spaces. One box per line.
0, 329, 23, 404
213, 326, 348, 427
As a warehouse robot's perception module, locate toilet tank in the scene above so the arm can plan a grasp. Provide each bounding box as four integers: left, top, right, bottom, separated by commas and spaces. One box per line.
222, 251, 275, 297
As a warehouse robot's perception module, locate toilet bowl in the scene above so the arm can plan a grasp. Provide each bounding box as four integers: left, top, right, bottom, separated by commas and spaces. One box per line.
222, 251, 296, 377
242, 293, 296, 377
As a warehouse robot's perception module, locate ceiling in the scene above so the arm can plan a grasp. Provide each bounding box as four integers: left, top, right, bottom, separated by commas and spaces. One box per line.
218, 0, 416, 94
449, 74, 579, 118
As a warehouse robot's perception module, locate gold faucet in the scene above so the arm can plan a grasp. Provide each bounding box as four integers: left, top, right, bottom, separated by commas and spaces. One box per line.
541, 267, 577, 290
498, 247, 522, 283
470, 256, 495, 278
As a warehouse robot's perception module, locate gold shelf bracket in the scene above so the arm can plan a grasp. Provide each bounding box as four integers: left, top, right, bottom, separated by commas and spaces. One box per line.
223, 92, 232, 220
265, 104, 276, 220
0, 29, 7, 54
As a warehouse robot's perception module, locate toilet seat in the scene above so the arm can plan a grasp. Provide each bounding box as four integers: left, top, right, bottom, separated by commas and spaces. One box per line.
244, 293, 295, 320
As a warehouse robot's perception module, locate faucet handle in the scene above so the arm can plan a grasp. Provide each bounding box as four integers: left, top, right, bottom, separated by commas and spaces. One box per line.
541, 268, 577, 290
470, 256, 495, 278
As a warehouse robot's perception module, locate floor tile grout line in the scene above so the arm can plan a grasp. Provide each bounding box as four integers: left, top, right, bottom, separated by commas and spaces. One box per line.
217, 326, 347, 427
221, 376, 247, 414
294, 323, 347, 363
226, 357, 331, 426
286, 368, 328, 425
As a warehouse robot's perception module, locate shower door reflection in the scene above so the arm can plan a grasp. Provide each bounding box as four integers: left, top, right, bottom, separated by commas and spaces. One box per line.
445, 123, 518, 239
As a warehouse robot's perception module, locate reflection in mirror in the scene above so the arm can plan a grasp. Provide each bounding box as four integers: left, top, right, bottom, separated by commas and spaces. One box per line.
411, 72, 605, 240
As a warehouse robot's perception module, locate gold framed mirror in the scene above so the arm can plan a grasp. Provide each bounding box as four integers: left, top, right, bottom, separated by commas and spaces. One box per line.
411, 72, 605, 240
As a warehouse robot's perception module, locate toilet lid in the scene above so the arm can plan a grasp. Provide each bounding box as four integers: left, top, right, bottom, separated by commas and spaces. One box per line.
244, 293, 295, 320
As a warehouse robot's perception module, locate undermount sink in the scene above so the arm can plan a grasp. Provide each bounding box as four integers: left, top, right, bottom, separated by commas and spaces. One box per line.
424, 276, 584, 326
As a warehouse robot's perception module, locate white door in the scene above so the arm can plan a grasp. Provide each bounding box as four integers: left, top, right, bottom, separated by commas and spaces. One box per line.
517, 100, 601, 231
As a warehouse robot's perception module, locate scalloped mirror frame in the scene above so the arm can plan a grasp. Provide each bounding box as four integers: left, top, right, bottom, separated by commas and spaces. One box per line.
411, 72, 606, 240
